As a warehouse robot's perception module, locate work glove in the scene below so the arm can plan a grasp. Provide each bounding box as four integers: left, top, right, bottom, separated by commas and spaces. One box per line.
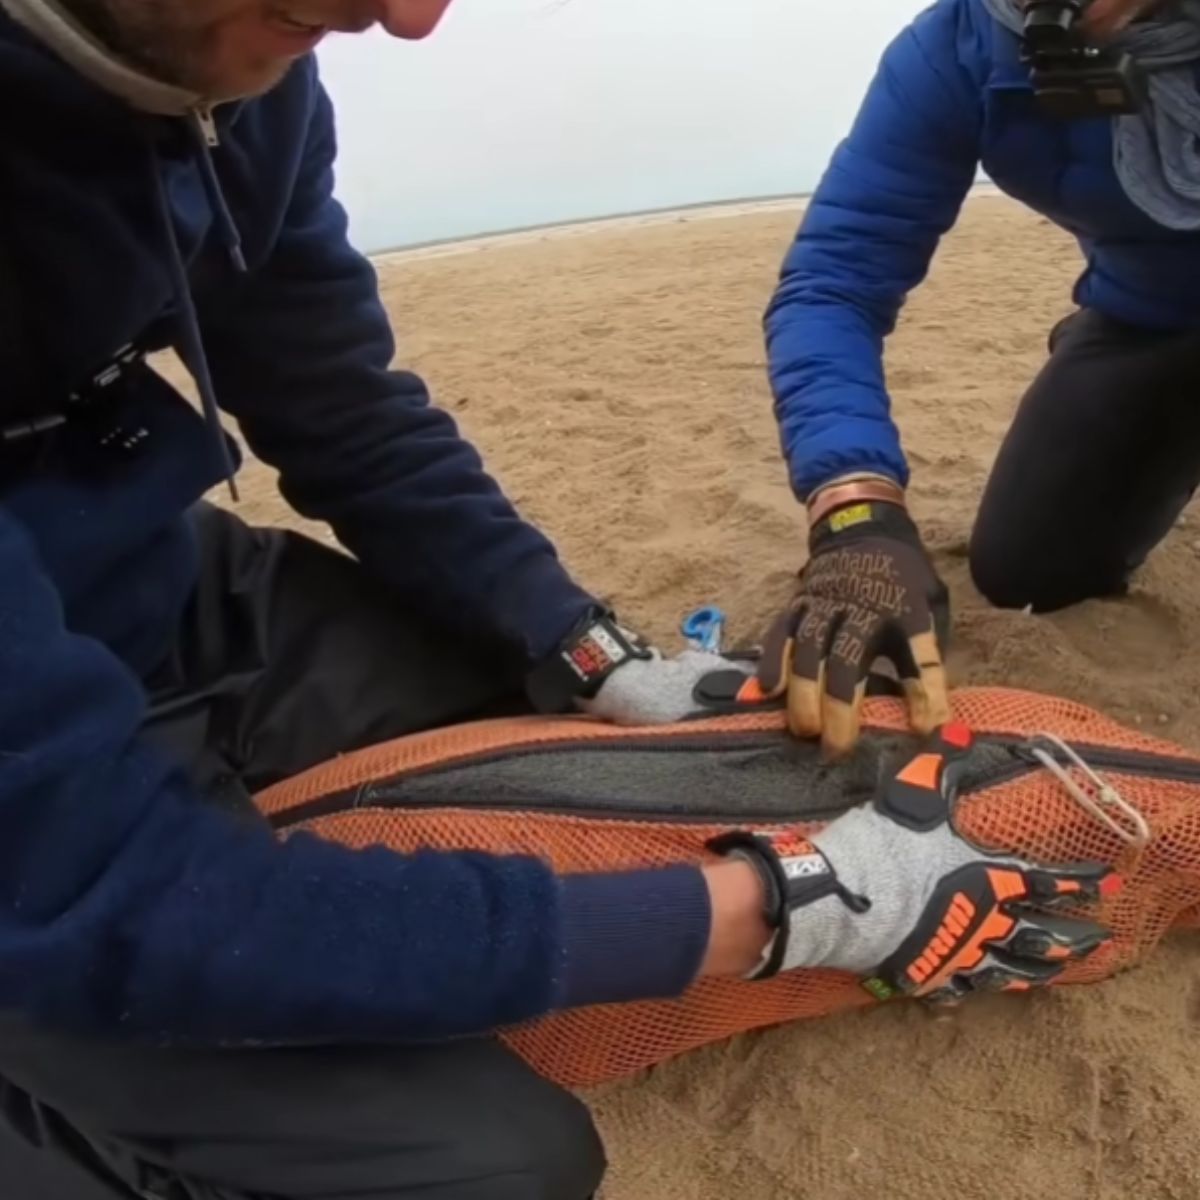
708, 723, 1120, 1003
753, 492, 951, 757
525, 610, 751, 724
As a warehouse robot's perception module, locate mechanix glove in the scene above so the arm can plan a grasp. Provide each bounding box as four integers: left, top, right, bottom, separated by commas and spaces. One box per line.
752, 493, 951, 756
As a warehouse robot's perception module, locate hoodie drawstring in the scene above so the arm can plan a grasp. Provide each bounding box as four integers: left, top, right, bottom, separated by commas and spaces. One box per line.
148, 113, 247, 499
188, 110, 247, 274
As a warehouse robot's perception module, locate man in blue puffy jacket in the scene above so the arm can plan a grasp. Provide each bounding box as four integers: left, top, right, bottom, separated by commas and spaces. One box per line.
757, 0, 1199, 756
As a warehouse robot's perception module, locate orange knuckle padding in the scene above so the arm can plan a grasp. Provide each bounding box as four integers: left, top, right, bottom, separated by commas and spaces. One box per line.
912, 907, 1017, 997
895, 753, 943, 790
986, 867, 1030, 903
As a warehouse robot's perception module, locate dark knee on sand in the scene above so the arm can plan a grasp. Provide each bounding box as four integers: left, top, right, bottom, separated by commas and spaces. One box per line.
968, 519, 1127, 613
283, 1056, 605, 1200
0, 1029, 608, 1200
484, 1088, 606, 1200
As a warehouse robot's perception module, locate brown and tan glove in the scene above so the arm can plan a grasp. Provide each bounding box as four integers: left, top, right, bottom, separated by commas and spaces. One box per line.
749, 485, 951, 756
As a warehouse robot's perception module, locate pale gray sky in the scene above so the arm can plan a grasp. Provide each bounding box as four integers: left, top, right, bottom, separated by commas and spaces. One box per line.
317, 0, 929, 251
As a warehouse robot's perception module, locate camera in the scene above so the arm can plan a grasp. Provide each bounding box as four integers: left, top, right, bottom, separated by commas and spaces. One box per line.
1020, 0, 1148, 118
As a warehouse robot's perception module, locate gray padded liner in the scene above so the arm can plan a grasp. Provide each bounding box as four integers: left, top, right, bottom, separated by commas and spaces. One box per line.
364, 734, 1021, 823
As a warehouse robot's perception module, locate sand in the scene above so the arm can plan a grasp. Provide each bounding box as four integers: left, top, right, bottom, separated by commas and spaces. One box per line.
213, 194, 1200, 1199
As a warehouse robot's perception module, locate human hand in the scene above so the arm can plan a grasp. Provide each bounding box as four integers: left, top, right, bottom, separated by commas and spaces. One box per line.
753, 497, 951, 756
708, 724, 1119, 1002
581, 648, 751, 725
526, 611, 750, 724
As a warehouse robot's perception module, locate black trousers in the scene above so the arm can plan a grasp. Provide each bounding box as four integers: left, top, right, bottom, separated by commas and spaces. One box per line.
970, 308, 1200, 611
0, 506, 605, 1200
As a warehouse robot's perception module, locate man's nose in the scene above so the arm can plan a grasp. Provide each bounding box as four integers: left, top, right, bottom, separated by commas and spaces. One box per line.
374, 0, 454, 39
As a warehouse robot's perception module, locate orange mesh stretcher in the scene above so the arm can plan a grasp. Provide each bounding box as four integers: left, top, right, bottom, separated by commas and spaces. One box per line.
255, 687, 1200, 1089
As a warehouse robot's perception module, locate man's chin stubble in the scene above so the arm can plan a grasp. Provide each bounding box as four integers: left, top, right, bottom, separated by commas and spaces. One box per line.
59, 0, 174, 76
58, 0, 309, 100
57, 0, 235, 97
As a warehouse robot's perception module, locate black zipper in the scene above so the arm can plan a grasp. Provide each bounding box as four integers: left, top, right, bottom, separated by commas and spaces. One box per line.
271, 731, 845, 829
269, 732, 1200, 831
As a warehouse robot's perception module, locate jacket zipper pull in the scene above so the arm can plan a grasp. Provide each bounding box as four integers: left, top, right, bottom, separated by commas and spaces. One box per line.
193, 105, 220, 148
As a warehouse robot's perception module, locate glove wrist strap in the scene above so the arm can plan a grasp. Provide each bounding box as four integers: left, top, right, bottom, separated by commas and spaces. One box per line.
707, 830, 868, 980
526, 611, 652, 712
808, 497, 922, 552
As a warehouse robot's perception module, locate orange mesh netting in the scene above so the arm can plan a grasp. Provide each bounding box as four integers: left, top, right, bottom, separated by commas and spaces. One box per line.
256, 687, 1200, 1088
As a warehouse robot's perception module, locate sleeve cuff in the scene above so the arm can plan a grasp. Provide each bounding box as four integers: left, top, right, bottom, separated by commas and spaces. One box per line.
489, 553, 601, 663
557, 865, 712, 1010
794, 455, 909, 501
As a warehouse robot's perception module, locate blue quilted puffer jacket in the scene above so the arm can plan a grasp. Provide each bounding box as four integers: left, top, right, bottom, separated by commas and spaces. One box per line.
766, 0, 1200, 497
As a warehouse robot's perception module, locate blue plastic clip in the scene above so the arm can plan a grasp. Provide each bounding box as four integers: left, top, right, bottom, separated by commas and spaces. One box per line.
681, 605, 726, 654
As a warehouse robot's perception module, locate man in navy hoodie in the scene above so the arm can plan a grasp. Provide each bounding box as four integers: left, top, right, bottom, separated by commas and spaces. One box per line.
0, 1, 1119, 1196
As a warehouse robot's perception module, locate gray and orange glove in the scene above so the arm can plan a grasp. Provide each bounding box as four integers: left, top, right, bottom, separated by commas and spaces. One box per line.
751, 479, 951, 756
526, 609, 750, 724
709, 723, 1120, 1002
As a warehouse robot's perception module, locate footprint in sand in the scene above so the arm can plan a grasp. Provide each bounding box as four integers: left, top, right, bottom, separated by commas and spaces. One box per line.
1048, 592, 1185, 677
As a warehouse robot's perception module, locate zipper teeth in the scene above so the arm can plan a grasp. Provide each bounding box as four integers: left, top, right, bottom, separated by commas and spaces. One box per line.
377, 730, 798, 781
371, 733, 1200, 788
355, 796, 858, 827
269, 734, 1200, 831
272, 731, 859, 830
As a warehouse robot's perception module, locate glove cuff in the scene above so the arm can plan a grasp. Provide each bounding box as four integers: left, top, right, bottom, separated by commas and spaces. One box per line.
525, 610, 652, 713
808, 497, 922, 553
706, 829, 868, 980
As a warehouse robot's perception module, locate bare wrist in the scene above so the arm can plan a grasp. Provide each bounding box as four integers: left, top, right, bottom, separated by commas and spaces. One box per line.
699, 860, 773, 977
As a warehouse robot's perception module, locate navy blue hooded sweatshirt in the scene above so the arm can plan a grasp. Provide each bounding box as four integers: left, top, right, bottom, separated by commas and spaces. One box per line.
0, 11, 710, 1044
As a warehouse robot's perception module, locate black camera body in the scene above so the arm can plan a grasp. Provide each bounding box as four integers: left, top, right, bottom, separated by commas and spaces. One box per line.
1020, 0, 1149, 118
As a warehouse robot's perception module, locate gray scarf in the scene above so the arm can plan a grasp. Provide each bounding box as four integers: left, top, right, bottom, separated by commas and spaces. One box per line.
983, 0, 1200, 229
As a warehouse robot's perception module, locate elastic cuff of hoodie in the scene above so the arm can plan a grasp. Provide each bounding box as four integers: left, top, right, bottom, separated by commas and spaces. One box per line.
557, 865, 711, 1009
490, 553, 600, 664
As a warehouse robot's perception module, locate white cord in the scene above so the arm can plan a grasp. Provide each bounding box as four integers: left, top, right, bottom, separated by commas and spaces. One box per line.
1028, 733, 1151, 851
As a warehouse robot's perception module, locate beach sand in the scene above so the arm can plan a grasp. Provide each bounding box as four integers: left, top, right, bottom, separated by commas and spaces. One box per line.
213, 193, 1200, 1199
